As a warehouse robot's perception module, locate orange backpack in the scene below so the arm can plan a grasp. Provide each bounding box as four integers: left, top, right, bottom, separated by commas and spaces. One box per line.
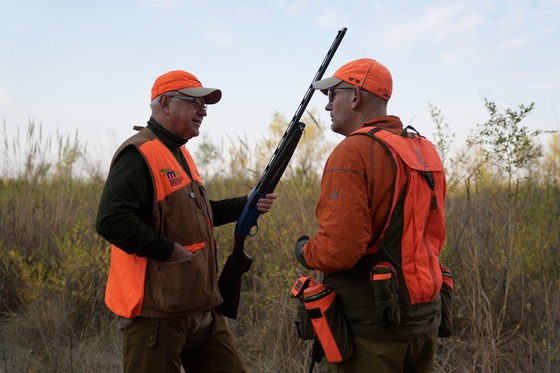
352, 126, 447, 308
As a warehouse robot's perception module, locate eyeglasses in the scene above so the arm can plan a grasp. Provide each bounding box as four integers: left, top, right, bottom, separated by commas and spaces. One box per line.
327, 87, 357, 102
167, 95, 207, 111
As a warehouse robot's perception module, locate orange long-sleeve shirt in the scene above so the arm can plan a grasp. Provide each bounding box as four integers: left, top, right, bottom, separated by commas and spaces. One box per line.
303, 116, 404, 273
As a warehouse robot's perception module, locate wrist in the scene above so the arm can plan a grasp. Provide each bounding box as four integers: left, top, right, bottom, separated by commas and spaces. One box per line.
294, 236, 312, 269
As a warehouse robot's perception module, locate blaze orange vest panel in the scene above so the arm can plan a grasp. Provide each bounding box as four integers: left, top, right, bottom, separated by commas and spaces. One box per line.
104, 136, 202, 318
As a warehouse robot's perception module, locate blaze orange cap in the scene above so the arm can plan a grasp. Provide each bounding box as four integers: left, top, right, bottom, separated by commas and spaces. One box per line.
150, 70, 222, 104
312, 58, 392, 101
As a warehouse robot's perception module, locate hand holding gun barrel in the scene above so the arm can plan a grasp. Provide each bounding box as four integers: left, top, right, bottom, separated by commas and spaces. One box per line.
215, 27, 348, 319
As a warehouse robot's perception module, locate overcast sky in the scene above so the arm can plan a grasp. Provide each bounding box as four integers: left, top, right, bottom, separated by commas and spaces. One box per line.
1, 0, 559, 172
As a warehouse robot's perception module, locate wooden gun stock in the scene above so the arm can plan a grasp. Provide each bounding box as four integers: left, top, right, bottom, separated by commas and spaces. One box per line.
215, 235, 251, 319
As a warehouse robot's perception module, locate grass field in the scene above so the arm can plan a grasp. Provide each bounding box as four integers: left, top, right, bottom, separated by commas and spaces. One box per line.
1, 102, 559, 372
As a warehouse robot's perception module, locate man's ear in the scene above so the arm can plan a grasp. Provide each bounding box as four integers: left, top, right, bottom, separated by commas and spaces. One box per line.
159, 95, 171, 113
350, 86, 361, 108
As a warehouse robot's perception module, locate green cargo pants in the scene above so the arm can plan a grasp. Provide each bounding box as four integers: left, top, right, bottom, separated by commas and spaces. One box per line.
328, 329, 438, 373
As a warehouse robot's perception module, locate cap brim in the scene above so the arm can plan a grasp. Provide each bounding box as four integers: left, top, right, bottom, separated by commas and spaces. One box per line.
312, 77, 342, 93
178, 87, 222, 104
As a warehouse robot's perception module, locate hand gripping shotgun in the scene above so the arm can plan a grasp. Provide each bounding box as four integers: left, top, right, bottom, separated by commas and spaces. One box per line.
215, 27, 347, 319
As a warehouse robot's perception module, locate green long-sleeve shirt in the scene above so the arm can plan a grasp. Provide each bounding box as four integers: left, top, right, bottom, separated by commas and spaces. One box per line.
95, 118, 246, 261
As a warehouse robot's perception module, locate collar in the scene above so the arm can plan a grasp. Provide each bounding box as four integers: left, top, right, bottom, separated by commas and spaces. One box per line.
147, 117, 187, 148
362, 115, 403, 131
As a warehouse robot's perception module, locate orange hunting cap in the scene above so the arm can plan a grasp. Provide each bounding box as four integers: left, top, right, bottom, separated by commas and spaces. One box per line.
312, 58, 392, 101
150, 70, 222, 104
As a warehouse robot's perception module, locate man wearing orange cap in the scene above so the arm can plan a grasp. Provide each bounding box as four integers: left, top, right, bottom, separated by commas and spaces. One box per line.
294, 59, 447, 372
96, 70, 276, 372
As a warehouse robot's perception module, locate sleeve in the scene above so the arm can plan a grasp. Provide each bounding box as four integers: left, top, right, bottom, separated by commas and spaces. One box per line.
302, 138, 375, 273
210, 196, 248, 226
95, 146, 175, 261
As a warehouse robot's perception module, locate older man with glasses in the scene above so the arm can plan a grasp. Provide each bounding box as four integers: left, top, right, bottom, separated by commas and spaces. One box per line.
96, 70, 277, 373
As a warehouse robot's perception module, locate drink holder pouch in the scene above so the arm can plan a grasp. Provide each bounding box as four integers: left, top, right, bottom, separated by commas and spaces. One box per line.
438, 264, 453, 337
370, 262, 401, 326
291, 277, 354, 363
291, 277, 316, 340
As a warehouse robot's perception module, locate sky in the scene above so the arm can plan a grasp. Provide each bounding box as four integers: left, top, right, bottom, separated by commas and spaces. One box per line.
1, 0, 559, 173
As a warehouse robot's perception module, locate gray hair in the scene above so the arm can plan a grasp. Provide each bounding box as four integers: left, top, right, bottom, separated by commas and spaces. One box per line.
150, 90, 181, 109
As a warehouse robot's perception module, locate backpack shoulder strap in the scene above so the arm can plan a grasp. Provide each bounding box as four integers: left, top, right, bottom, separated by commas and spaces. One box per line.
348, 127, 403, 259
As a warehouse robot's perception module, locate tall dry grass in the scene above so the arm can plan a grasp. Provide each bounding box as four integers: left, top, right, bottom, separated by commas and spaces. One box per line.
1, 102, 559, 372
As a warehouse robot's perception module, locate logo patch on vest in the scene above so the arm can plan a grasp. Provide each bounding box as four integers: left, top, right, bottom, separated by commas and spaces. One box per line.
160, 168, 184, 187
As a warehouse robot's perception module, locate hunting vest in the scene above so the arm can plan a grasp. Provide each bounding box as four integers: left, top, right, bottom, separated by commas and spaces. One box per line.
104, 128, 221, 318
325, 126, 447, 340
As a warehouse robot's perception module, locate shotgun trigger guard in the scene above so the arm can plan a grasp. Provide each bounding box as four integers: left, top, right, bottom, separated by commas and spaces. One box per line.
248, 224, 259, 237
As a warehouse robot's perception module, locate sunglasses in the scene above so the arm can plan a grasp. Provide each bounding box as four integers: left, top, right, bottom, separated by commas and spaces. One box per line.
327, 87, 355, 103
167, 95, 207, 111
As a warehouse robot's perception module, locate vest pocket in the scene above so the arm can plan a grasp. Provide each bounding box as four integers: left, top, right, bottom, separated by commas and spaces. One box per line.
147, 251, 213, 312
370, 262, 401, 326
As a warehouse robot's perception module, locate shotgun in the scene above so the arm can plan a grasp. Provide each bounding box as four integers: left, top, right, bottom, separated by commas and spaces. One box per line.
215, 27, 348, 319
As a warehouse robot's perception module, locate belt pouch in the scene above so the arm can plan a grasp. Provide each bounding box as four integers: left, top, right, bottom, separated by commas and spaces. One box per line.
303, 283, 353, 363
295, 299, 316, 340
291, 277, 316, 340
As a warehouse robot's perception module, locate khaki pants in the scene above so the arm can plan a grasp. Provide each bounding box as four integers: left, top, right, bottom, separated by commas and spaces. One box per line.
121, 310, 245, 373
329, 329, 437, 373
